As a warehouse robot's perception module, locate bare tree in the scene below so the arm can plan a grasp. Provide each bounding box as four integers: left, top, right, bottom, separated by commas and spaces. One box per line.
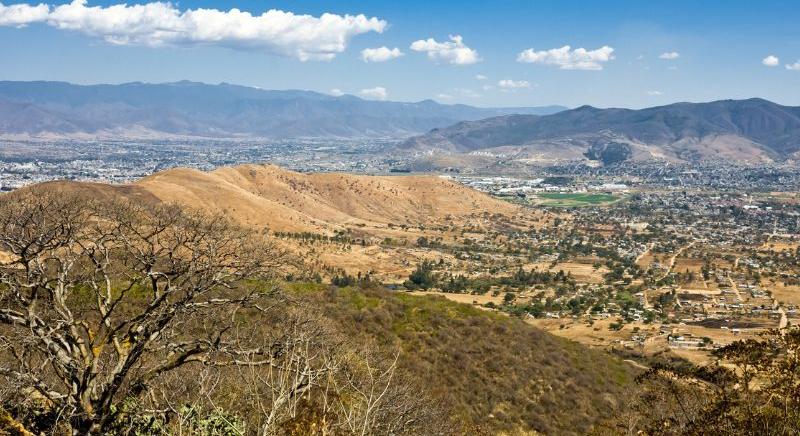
329, 343, 449, 436
231, 313, 448, 436
0, 189, 286, 434
236, 310, 339, 435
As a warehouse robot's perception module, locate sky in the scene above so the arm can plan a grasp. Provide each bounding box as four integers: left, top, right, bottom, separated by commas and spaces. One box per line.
0, 0, 799, 108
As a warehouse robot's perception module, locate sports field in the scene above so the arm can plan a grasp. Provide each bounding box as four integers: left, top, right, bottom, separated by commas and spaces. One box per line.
535, 192, 621, 206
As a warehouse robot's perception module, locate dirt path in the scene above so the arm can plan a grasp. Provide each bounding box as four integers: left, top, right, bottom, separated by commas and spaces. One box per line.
642, 288, 652, 309
778, 305, 788, 330
658, 242, 695, 281
727, 275, 743, 302
635, 243, 653, 266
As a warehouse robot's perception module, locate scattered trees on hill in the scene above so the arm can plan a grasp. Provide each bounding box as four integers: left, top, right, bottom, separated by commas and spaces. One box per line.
0, 190, 438, 435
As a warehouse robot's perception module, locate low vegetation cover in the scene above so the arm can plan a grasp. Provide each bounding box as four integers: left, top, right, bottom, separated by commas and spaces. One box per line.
302, 284, 638, 434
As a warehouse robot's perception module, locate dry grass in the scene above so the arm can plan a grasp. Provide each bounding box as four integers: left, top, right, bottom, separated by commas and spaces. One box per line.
136, 164, 520, 234
765, 282, 800, 306
408, 290, 504, 306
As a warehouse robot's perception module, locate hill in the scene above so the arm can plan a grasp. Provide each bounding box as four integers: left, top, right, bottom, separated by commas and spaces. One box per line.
0, 184, 639, 435
132, 164, 519, 233
403, 98, 800, 163
303, 284, 639, 434
34, 163, 519, 234
2, 172, 639, 435
0, 80, 565, 139
29, 164, 526, 279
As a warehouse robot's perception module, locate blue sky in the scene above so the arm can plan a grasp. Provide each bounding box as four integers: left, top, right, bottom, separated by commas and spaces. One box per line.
0, 0, 799, 108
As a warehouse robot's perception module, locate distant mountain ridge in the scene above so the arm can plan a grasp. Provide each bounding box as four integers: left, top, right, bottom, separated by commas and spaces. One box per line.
403, 98, 800, 163
0, 80, 566, 139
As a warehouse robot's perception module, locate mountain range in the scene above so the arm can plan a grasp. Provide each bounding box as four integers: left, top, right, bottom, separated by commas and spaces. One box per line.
0, 80, 565, 139
4, 80, 798, 163
403, 98, 800, 163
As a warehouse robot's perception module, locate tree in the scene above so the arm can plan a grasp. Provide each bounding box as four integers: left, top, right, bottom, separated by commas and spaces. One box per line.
0, 189, 286, 434
619, 328, 800, 435
404, 260, 436, 290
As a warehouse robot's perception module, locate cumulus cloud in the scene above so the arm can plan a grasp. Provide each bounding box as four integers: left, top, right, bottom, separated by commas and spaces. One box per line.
435, 93, 453, 100
787, 61, 800, 71
359, 86, 387, 100
409, 35, 480, 65
646, 90, 663, 96
0, 1, 48, 26
659, 51, 680, 60
329, 88, 344, 97
762, 55, 780, 67
475, 74, 487, 80
517, 45, 614, 70
497, 79, 531, 89
360, 46, 403, 63
0, 0, 386, 60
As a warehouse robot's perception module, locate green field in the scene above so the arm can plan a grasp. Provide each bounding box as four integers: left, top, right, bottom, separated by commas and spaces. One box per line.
535, 192, 621, 207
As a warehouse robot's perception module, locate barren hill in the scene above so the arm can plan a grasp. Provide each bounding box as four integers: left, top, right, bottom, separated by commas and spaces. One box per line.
134, 164, 518, 233
30, 163, 520, 235
18, 164, 525, 280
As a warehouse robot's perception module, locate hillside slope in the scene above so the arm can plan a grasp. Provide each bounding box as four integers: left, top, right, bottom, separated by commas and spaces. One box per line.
34, 163, 518, 234
307, 284, 639, 435
403, 98, 800, 163
22, 164, 525, 281
134, 164, 519, 233
0, 80, 565, 139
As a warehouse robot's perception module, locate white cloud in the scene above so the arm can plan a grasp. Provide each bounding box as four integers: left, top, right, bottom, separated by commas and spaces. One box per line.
659, 51, 680, 60
0, 1, 48, 26
409, 34, 480, 65
360, 46, 403, 63
497, 79, 531, 89
787, 61, 800, 71
455, 88, 481, 98
329, 88, 344, 97
762, 55, 780, 67
0, 0, 386, 61
359, 86, 387, 100
475, 74, 487, 80
646, 90, 663, 96
517, 45, 614, 70
438, 88, 481, 100
482, 84, 494, 91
